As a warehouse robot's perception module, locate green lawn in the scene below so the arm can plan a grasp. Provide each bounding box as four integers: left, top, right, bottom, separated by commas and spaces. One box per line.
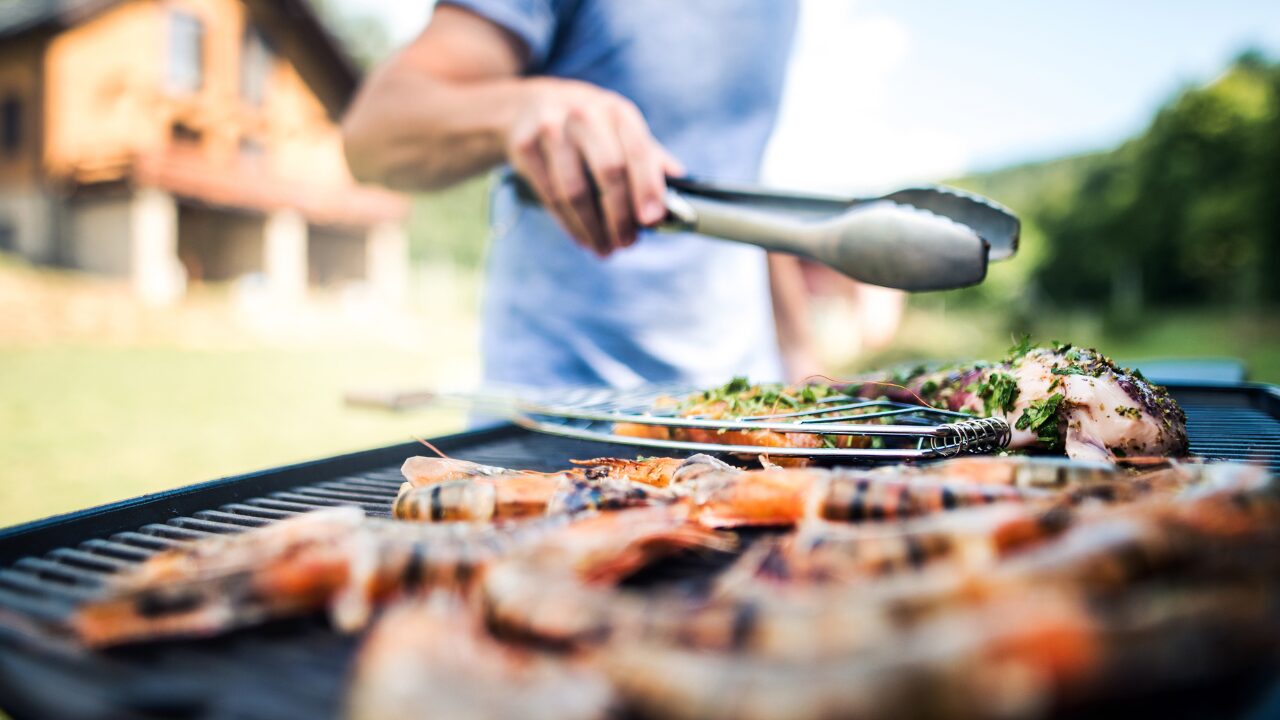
0, 346, 464, 527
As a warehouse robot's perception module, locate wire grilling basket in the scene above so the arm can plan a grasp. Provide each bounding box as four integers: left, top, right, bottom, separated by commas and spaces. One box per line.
500, 383, 1012, 460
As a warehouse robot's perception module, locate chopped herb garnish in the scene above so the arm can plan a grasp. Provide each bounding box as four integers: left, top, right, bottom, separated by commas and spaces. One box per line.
1005, 334, 1034, 362
1115, 406, 1142, 419
676, 376, 854, 445
979, 372, 1020, 416
1050, 366, 1087, 376
1015, 393, 1065, 447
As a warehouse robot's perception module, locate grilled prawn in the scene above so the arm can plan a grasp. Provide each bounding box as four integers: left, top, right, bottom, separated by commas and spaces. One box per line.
400, 455, 687, 490
892, 455, 1205, 506
72, 507, 569, 646
480, 504, 735, 646
346, 594, 612, 720
395, 456, 679, 522
757, 504, 1074, 585
673, 455, 1048, 529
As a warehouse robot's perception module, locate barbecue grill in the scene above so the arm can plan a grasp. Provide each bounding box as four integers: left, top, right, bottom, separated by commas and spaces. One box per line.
1, 381, 1279, 720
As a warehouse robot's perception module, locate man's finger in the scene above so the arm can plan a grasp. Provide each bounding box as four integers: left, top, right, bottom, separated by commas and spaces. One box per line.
511, 127, 589, 247
614, 107, 666, 232
510, 138, 557, 219
540, 131, 608, 256
569, 112, 636, 251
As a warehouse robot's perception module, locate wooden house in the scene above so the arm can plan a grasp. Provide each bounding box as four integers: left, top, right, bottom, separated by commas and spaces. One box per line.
0, 0, 408, 304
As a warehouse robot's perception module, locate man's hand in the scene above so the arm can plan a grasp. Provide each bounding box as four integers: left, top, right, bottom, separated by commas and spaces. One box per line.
505, 79, 684, 257
342, 6, 682, 257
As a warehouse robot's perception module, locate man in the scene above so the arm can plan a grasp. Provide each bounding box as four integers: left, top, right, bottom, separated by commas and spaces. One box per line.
342, 1, 816, 388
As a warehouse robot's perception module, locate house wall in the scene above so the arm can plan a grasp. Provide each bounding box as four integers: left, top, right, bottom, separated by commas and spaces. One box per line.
67, 193, 133, 277
44, 0, 163, 179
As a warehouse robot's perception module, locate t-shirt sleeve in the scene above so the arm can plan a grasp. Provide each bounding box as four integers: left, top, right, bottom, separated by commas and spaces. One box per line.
436, 0, 559, 70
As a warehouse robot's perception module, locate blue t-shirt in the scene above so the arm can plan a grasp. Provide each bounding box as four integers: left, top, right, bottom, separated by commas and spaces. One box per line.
443, 0, 798, 388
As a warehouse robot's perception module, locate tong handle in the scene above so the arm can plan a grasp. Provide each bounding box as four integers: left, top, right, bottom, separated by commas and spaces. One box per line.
666, 176, 853, 217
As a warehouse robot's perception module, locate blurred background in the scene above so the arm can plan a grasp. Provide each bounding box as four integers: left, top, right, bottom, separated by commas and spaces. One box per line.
1, 0, 1278, 526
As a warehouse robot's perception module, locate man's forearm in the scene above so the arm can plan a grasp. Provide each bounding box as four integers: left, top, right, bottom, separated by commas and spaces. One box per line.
342, 62, 527, 191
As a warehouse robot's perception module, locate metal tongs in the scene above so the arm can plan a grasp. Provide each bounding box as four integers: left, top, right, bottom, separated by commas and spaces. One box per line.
512, 174, 1019, 292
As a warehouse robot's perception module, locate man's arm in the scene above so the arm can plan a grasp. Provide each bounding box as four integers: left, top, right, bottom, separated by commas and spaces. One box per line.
768, 254, 824, 383
341, 6, 681, 256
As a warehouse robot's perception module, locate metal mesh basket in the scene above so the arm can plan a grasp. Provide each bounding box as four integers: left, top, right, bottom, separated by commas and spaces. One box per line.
507, 384, 1011, 460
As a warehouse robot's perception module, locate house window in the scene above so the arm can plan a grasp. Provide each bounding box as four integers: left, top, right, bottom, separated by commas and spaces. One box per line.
1, 95, 20, 156
241, 27, 271, 106
170, 121, 202, 146
167, 10, 204, 94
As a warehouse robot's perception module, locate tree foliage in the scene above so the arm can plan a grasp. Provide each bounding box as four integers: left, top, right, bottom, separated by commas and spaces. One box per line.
953, 51, 1280, 312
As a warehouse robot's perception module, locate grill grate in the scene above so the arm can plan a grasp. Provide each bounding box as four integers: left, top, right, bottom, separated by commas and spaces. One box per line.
1173, 384, 1280, 472
0, 384, 1278, 719
0, 430, 659, 720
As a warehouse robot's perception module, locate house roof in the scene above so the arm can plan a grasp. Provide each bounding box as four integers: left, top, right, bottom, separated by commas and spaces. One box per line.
0, 0, 362, 119
244, 0, 362, 118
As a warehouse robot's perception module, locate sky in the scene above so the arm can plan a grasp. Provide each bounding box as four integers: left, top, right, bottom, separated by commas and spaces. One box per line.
337, 0, 1280, 194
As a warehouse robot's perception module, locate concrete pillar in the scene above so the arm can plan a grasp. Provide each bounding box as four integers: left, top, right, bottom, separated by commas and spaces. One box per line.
365, 220, 408, 304
264, 209, 307, 301
130, 187, 184, 306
